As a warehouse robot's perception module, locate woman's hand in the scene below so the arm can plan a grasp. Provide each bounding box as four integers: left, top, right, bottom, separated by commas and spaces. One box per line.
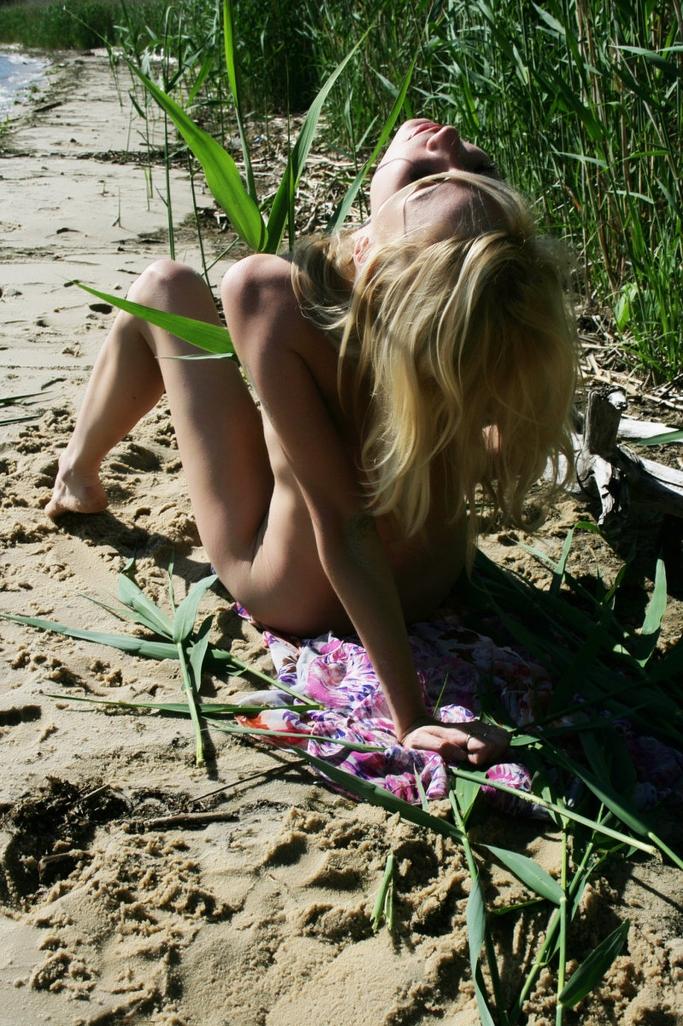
400, 718, 509, 766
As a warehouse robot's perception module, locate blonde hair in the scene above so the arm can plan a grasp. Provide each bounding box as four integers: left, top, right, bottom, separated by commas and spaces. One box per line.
291, 171, 577, 561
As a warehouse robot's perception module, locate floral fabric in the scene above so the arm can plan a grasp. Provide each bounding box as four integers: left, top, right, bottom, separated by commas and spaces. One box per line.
234, 612, 683, 811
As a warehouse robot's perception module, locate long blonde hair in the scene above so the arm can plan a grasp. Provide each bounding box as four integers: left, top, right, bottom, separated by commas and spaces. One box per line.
291, 171, 577, 559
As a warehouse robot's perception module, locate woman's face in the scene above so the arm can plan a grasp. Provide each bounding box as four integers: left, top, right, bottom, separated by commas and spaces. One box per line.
370, 119, 496, 213
365, 119, 500, 245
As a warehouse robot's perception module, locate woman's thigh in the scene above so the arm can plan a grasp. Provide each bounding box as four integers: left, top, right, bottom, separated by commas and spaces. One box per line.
129, 260, 274, 571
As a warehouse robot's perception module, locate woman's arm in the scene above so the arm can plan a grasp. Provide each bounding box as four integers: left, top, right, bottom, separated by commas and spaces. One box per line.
223, 255, 507, 765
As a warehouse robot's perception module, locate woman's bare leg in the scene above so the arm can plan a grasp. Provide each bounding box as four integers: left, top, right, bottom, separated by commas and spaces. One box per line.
47, 260, 273, 572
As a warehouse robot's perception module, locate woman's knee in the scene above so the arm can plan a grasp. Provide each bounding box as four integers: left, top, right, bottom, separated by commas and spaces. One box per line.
128, 259, 202, 306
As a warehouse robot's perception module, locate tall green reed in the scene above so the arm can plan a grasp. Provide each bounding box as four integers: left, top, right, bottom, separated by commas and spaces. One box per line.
78, 0, 412, 353
296, 0, 683, 376
0, 0, 173, 50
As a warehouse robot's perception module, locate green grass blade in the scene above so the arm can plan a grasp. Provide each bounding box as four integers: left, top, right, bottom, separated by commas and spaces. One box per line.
166, 558, 177, 613
1, 609, 321, 705
0, 390, 46, 405
222, 0, 239, 109
293, 747, 465, 842
118, 572, 173, 638
83, 593, 140, 624
0, 612, 177, 660
189, 615, 212, 691
629, 428, 683, 446
330, 58, 416, 231
176, 637, 204, 766
467, 877, 497, 1026
559, 921, 629, 1008
0, 414, 42, 425
208, 720, 386, 753
265, 31, 369, 252
187, 49, 212, 105
550, 527, 576, 596
483, 845, 563, 905
128, 63, 265, 249
548, 750, 683, 868
614, 44, 680, 74
556, 829, 569, 1026
450, 768, 656, 855
45, 694, 312, 717
414, 767, 430, 810
453, 773, 481, 824
450, 788, 498, 1025
222, 0, 256, 200
172, 574, 217, 643
372, 852, 395, 932
76, 284, 233, 356
631, 558, 667, 666
550, 748, 653, 836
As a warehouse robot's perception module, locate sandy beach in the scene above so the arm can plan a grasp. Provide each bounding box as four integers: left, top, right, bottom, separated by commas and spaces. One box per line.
1, 50, 682, 1026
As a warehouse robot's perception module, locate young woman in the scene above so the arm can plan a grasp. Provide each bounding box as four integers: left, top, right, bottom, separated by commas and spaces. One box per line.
46, 119, 577, 766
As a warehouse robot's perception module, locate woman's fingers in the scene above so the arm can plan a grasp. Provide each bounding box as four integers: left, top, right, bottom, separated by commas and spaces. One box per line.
401, 720, 509, 766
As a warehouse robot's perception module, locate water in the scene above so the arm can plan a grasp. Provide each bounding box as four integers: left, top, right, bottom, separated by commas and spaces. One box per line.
0, 51, 48, 118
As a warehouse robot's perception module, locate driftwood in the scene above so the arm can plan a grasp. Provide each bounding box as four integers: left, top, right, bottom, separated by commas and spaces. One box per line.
574, 388, 683, 524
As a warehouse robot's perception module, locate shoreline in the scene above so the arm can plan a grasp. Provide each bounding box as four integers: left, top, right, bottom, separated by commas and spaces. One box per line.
0, 43, 51, 123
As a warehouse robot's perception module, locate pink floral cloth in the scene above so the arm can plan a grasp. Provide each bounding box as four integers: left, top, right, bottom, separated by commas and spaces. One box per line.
234, 613, 683, 811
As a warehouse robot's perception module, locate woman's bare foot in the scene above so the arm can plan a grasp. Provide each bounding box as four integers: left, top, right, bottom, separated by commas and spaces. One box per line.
45, 454, 108, 519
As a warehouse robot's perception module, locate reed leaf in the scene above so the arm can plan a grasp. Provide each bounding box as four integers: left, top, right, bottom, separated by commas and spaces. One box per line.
558, 920, 630, 1008
330, 58, 416, 230
371, 852, 395, 932
128, 63, 265, 249
631, 429, 683, 446
293, 747, 465, 843
1, 609, 322, 707
648, 636, 683, 683
222, 0, 256, 200
76, 284, 234, 356
176, 637, 205, 766
172, 574, 217, 642
45, 694, 311, 717
265, 32, 368, 252
467, 876, 496, 1026
483, 845, 563, 905
118, 572, 173, 637
546, 749, 683, 869
549, 526, 577, 596
556, 829, 569, 1026
83, 594, 141, 624
450, 768, 656, 856
0, 390, 46, 405
414, 767, 429, 811
453, 773, 481, 824
630, 558, 667, 666
0, 612, 177, 660
189, 615, 212, 691
450, 788, 498, 1026
0, 414, 41, 425
207, 720, 385, 754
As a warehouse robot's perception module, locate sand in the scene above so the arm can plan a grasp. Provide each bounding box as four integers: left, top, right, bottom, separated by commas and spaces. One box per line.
0, 50, 682, 1026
